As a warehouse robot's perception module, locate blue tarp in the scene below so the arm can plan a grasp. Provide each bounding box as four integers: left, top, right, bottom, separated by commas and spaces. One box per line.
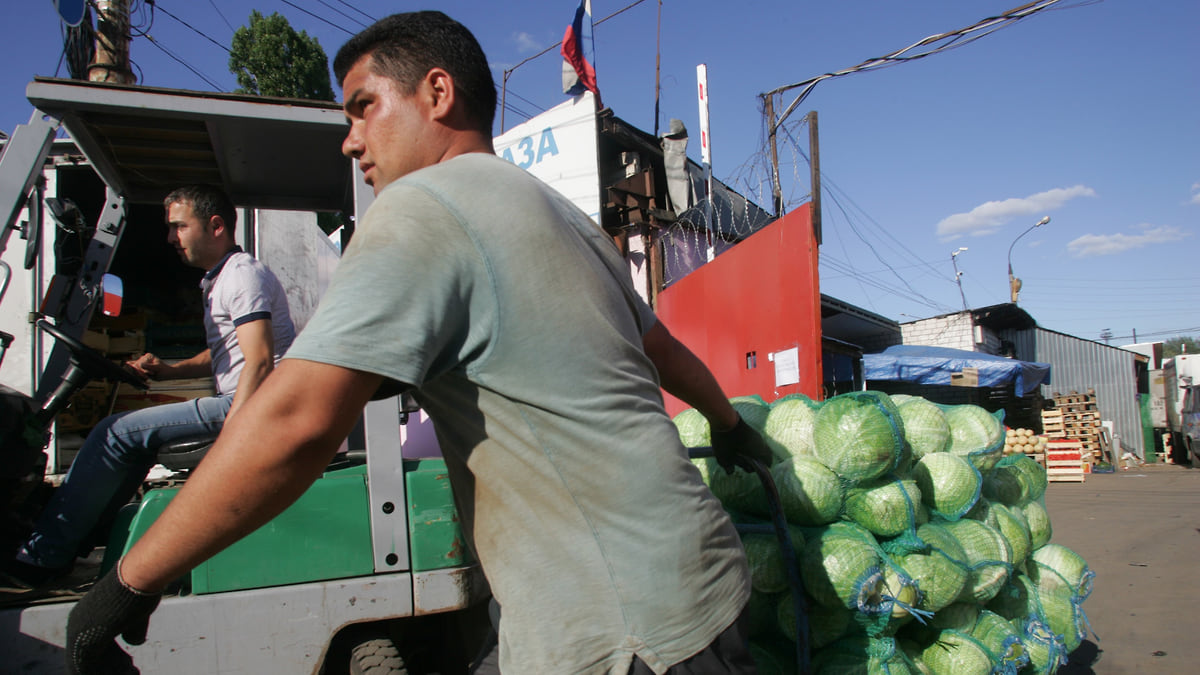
863, 345, 1051, 397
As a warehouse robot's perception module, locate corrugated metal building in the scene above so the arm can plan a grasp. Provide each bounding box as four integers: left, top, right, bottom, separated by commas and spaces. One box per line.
999, 326, 1149, 459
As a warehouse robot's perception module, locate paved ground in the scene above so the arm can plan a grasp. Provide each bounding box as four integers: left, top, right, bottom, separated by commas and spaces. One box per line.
1046, 461, 1200, 674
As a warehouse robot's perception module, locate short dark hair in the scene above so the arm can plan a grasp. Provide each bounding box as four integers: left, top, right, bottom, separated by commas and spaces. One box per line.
164, 184, 237, 236
333, 11, 496, 135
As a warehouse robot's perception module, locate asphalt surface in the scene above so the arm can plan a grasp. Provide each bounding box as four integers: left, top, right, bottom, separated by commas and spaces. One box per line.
1046, 461, 1200, 674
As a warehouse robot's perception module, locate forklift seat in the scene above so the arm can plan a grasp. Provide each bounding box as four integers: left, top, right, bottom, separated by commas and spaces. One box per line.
156, 434, 217, 472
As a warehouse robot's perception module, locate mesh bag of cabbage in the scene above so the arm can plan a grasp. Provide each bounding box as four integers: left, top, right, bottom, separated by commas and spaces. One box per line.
982, 454, 1048, 507
813, 391, 907, 485
910, 452, 983, 521
1027, 543, 1095, 602
800, 522, 930, 639
966, 499, 1034, 571
917, 628, 999, 675
843, 474, 925, 553
896, 396, 951, 460
1013, 616, 1070, 675
810, 636, 923, 675
777, 590, 852, 650
939, 518, 1014, 604
888, 522, 972, 616
938, 403, 1007, 473
971, 609, 1030, 674
764, 393, 822, 459
986, 571, 1090, 654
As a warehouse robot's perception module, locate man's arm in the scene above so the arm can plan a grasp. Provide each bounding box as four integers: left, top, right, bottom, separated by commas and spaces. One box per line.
119, 358, 382, 592
642, 320, 774, 471
126, 350, 212, 381
642, 321, 738, 431
225, 319, 274, 419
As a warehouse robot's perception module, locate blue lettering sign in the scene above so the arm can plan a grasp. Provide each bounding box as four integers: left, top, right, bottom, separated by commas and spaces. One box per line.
499, 128, 560, 169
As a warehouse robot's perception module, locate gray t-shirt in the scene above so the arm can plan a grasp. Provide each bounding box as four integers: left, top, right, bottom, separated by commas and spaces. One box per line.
286, 153, 749, 674
200, 249, 295, 395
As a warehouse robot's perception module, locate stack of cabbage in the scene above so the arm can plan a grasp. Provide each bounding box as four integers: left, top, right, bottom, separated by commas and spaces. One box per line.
674, 391, 1094, 675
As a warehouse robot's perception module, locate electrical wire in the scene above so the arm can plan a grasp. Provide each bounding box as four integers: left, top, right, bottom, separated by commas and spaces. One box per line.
279, 0, 355, 36
336, 0, 377, 24
153, 2, 231, 53
142, 33, 224, 89
762, 0, 1067, 130
312, 0, 369, 30
206, 0, 235, 33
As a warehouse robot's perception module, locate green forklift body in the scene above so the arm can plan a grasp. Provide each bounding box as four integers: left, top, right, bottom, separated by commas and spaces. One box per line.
110, 459, 470, 594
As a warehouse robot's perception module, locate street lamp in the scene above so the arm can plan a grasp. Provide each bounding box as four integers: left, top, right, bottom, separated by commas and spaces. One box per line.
1008, 216, 1050, 303
951, 247, 969, 311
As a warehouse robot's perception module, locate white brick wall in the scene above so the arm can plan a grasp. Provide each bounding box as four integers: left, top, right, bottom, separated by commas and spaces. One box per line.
900, 314, 976, 351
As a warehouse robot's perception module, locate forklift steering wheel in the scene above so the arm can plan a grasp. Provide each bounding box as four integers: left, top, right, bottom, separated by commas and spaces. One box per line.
36, 319, 148, 390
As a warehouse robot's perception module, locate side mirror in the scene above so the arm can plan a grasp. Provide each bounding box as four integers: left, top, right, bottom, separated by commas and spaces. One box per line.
100, 273, 123, 317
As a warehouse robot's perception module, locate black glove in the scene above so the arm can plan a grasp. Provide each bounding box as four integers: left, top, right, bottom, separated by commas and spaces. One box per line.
710, 415, 774, 474
66, 564, 162, 675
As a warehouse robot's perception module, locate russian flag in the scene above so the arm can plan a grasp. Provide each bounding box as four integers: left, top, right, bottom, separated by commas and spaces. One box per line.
561, 0, 601, 104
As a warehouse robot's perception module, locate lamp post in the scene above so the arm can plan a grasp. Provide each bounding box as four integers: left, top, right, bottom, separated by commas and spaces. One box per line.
951, 247, 968, 311
1008, 216, 1050, 303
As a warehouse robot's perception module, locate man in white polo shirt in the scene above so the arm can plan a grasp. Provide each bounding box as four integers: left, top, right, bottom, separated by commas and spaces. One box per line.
1, 184, 295, 588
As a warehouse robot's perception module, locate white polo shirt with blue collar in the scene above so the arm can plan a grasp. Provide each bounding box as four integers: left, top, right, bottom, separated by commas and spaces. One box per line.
200, 248, 296, 395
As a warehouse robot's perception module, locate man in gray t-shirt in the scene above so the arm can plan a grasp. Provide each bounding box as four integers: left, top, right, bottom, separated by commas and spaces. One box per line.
66, 12, 771, 675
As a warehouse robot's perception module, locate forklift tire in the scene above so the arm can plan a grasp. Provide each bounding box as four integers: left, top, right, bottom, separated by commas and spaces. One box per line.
349, 637, 409, 675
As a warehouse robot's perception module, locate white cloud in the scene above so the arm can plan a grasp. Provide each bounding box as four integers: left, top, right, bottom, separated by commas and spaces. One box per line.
512, 31, 540, 54
1190, 182, 1200, 205
936, 185, 1096, 241
1066, 225, 1190, 258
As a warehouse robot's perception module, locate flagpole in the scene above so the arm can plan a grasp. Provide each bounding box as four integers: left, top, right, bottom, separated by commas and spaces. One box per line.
654, 0, 662, 137
696, 63, 714, 262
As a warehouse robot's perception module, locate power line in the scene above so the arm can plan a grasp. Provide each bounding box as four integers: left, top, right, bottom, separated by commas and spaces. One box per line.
311, 0, 369, 30
762, 0, 1066, 127
335, 0, 377, 24
154, 2, 231, 53
206, 0, 235, 33
279, 0, 355, 36
142, 33, 224, 89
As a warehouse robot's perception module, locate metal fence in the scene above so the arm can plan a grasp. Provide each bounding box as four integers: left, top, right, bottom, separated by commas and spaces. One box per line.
999, 326, 1145, 459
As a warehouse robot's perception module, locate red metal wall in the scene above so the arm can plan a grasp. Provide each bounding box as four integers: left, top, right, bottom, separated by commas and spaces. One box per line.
656, 204, 822, 417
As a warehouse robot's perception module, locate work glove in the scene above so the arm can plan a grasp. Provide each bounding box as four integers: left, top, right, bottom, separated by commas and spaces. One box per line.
710, 415, 774, 474
66, 564, 162, 675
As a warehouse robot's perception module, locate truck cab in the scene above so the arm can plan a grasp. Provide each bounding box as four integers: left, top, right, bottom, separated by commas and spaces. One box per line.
1, 78, 489, 674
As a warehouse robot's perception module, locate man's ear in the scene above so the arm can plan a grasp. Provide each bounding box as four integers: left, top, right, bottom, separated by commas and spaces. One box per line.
424, 68, 456, 121
209, 215, 229, 239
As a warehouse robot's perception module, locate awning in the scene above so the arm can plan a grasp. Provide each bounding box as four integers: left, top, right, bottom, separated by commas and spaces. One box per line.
863, 344, 1051, 397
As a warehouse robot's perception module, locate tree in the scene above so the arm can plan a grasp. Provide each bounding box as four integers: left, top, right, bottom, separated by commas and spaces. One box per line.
228, 11, 334, 101
1163, 336, 1200, 358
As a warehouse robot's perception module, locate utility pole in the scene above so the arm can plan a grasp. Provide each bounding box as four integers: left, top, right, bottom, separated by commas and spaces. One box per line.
951, 247, 969, 311
90, 0, 135, 85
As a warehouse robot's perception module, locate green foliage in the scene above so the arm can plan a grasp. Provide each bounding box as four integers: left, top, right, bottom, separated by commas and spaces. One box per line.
1163, 336, 1200, 358
229, 11, 334, 101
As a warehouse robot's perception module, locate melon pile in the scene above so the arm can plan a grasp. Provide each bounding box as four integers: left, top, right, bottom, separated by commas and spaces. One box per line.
674, 392, 1094, 675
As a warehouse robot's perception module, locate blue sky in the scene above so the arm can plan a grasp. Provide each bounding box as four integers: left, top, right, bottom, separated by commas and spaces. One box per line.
3, 1, 1197, 347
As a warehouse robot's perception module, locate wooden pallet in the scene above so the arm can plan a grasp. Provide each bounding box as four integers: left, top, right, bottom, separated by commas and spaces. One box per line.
1045, 440, 1086, 482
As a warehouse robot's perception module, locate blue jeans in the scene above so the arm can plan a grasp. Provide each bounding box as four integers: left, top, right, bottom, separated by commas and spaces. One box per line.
19, 394, 233, 569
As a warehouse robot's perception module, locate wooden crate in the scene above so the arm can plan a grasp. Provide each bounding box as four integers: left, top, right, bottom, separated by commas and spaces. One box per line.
1041, 410, 1066, 437
1045, 439, 1086, 483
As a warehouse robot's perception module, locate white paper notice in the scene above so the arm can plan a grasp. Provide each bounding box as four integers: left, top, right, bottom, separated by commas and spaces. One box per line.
773, 347, 800, 387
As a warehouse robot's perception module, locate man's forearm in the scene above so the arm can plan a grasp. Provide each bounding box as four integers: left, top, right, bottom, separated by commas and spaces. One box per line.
643, 322, 738, 431
160, 351, 213, 380
226, 358, 272, 418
